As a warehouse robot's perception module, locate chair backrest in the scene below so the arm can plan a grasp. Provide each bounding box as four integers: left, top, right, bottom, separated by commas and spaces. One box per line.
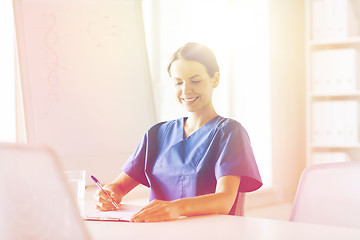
0, 143, 91, 240
290, 161, 360, 228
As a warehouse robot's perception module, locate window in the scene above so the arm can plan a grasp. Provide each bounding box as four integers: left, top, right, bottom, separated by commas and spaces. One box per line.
143, 0, 272, 187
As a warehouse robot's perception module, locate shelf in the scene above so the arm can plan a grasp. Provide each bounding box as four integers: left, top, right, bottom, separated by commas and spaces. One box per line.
311, 91, 360, 98
309, 37, 360, 47
306, 0, 360, 166
311, 143, 360, 149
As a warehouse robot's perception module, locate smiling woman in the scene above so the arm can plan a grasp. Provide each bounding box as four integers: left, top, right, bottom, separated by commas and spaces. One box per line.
94, 42, 263, 222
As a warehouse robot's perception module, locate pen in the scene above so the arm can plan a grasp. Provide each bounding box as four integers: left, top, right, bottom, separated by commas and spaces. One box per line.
91, 175, 119, 209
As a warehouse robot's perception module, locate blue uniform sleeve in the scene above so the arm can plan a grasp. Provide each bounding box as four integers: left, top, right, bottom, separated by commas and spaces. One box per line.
121, 133, 150, 187
214, 122, 262, 192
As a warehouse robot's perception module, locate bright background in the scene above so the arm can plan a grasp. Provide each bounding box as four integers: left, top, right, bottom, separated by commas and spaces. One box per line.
0, 0, 306, 220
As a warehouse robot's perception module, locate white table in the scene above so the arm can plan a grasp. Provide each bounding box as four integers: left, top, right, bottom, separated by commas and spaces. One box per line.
85, 214, 360, 240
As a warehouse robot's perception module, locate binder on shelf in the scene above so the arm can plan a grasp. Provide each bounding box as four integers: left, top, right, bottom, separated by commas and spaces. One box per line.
334, 0, 359, 39
323, 0, 334, 39
311, 50, 323, 93
332, 101, 346, 144
312, 101, 324, 143
337, 48, 357, 91
312, 0, 324, 40
322, 101, 333, 144
344, 100, 359, 143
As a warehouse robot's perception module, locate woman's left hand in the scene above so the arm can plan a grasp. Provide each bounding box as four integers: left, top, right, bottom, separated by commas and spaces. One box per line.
130, 199, 182, 222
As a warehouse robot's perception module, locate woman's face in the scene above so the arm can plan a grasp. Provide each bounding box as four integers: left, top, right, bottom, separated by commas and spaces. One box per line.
169, 59, 219, 114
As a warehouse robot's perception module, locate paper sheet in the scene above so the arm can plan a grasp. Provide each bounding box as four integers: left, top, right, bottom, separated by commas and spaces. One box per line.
84, 204, 141, 222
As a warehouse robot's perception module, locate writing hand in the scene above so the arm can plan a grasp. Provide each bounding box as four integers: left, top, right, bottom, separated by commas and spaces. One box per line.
93, 183, 121, 211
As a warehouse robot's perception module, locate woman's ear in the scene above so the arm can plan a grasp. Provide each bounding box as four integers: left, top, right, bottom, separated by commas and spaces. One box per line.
212, 72, 220, 88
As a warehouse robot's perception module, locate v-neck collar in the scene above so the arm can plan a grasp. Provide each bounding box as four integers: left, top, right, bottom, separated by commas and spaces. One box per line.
181, 115, 221, 140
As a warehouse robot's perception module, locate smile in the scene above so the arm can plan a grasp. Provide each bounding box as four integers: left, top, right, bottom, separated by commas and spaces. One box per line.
182, 97, 199, 103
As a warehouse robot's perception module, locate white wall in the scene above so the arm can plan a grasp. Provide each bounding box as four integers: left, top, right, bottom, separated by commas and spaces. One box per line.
268, 0, 306, 203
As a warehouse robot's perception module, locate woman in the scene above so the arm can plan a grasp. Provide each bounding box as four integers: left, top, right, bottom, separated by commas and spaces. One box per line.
94, 42, 262, 222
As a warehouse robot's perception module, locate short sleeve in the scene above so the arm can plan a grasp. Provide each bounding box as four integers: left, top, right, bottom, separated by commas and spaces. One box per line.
121, 133, 150, 187
214, 122, 262, 192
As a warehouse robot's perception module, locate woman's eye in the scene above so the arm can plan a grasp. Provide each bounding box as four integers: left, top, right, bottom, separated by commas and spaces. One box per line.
175, 81, 183, 85
192, 80, 201, 84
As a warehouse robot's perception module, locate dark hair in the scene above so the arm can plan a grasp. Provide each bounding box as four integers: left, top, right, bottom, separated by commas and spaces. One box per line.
167, 42, 219, 77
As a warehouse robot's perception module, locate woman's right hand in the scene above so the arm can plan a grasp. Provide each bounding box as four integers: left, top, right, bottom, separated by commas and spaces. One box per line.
93, 183, 122, 211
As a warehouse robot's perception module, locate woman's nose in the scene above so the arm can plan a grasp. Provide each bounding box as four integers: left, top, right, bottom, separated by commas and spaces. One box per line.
182, 81, 192, 94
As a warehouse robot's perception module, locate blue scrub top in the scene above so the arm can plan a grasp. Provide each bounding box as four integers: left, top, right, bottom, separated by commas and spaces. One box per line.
122, 116, 262, 212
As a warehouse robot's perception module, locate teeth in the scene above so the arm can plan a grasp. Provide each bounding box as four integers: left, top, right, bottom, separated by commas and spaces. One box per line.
183, 97, 198, 102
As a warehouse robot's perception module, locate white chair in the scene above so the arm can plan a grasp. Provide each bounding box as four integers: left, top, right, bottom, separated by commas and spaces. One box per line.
0, 143, 91, 240
290, 161, 360, 228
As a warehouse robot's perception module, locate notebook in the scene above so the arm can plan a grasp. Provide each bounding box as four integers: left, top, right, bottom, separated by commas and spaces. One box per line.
0, 143, 91, 240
